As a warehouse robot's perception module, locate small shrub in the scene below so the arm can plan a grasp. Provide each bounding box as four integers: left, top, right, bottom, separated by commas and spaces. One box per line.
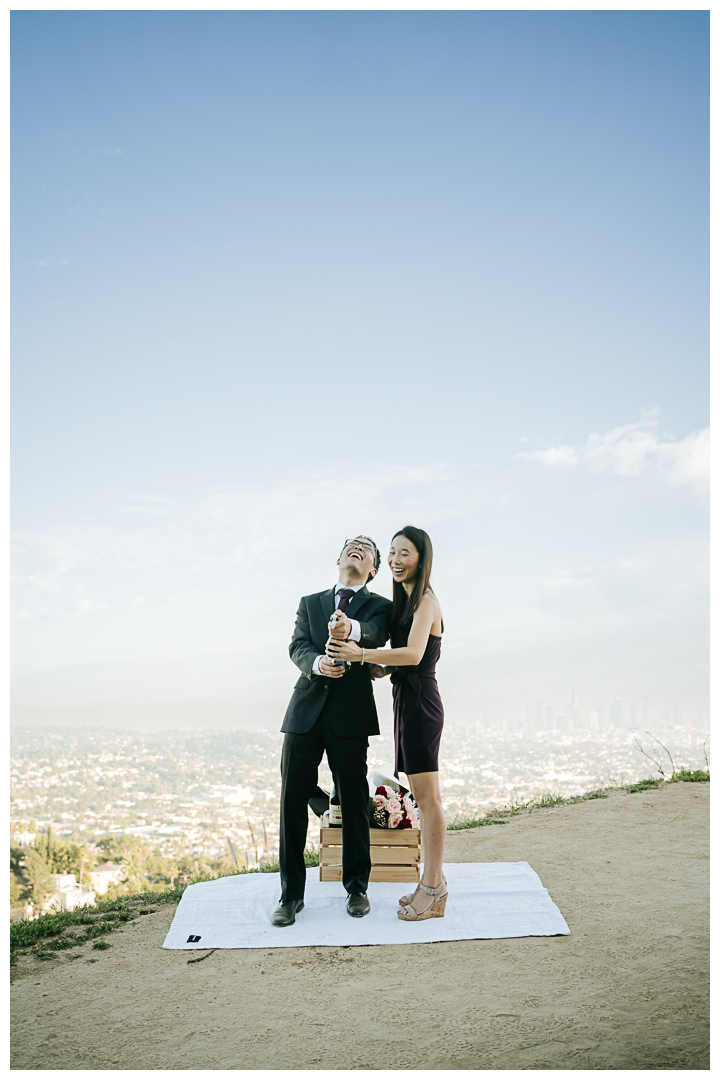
92, 941, 111, 950
535, 793, 566, 807
670, 769, 709, 783
447, 815, 507, 831
624, 778, 662, 793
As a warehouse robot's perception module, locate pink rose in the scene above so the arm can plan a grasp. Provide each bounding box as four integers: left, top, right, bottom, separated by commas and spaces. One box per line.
388, 811, 404, 829
387, 798, 401, 814
374, 795, 388, 810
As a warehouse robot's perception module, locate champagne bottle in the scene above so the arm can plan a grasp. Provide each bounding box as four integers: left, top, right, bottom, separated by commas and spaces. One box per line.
328, 784, 342, 827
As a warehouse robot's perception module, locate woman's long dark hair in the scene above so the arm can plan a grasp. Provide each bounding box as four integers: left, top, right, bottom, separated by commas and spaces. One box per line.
390, 525, 436, 629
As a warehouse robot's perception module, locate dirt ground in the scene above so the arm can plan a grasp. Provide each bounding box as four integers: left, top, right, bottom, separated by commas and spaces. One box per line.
11, 781, 708, 1070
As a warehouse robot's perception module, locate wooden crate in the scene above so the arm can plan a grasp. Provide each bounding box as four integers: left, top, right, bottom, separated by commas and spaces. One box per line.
319, 826, 420, 883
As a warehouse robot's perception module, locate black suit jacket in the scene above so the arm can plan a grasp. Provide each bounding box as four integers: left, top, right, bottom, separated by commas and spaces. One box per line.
282, 585, 392, 737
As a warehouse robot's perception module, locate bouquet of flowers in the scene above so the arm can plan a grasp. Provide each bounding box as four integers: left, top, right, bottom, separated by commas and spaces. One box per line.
371, 785, 419, 829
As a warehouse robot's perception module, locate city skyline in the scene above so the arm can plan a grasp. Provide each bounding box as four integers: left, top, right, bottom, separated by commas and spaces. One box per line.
12, 11, 709, 729
10, 721, 710, 868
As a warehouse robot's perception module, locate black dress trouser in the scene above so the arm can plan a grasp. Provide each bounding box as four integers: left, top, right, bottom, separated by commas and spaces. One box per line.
279, 707, 371, 901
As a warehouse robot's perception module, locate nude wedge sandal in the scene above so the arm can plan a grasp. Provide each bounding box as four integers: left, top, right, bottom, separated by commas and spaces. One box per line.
397, 878, 448, 921
399, 873, 447, 908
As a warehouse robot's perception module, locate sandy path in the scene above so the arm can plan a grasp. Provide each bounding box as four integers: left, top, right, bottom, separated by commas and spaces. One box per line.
11, 782, 708, 1070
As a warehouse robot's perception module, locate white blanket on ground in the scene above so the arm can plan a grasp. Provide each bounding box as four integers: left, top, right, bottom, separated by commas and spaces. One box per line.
162, 862, 569, 950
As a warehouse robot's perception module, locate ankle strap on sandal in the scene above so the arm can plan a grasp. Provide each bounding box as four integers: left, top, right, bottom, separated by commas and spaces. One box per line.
419, 879, 445, 896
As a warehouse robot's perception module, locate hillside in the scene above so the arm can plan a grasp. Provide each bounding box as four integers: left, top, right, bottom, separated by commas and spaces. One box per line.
10, 781, 708, 1070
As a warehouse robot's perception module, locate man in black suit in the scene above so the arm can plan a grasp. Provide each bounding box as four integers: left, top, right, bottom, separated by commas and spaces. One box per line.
272, 536, 392, 926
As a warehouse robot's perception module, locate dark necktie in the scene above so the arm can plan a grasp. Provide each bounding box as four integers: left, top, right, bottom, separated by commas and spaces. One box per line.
336, 588, 354, 613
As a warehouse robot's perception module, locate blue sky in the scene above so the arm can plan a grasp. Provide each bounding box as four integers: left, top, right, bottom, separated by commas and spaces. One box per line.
11, 10, 709, 730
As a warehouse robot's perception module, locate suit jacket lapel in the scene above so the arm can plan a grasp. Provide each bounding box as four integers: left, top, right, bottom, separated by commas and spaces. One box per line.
346, 585, 371, 620
321, 587, 336, 623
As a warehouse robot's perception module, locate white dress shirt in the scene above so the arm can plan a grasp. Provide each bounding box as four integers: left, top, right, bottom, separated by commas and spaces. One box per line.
311, 583, 363, 676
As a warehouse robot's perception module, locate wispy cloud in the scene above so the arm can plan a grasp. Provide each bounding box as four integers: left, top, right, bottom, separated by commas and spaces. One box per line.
78, 599, 106, 616
32, 256, 77, 270
68, 145, 127, 162
518, 414, 709, 492
10, 465, 455, 619
535, 537, 708, 626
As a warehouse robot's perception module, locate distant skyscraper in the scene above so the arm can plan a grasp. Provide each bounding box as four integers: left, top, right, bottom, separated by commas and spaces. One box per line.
588, 711, 600, 731
610, 698, 624, 727
570, 692, 580, 725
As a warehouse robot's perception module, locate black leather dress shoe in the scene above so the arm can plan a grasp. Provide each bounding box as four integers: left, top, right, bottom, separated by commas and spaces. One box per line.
271, 900, 304, 927
346, 892, 370, 918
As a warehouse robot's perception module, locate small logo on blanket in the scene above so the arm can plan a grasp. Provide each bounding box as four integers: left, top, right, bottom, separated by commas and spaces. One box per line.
187, 934, 202, 942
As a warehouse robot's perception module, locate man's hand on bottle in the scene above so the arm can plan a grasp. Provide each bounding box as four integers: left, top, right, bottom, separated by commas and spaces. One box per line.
319, 656, 345, 678
328, 611, 351, 639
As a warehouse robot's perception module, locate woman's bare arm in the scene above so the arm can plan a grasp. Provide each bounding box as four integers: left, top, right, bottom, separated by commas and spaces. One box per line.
328, 593, 438, 666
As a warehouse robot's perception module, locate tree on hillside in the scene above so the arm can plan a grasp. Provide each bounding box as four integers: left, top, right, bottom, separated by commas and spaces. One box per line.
10, 845, 26, 906
95, 833, 148, 862
144, 850, 181, 889
94, 834, 155, 894
47, 839, 92, 880
104, 849, 140, 893
177, 852, 235, 885
21, 847, 55, 907
28, 829, 92, 879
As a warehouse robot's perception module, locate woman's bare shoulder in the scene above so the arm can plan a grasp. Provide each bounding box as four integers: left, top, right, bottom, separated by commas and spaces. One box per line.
420, 590, 443, 632
419, 590, 441, 614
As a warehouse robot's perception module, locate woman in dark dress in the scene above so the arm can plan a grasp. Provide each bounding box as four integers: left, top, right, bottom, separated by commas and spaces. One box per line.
327, 526, 447, 921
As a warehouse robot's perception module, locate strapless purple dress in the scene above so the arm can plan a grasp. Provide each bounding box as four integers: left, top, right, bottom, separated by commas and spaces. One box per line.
391, 628, 444, 776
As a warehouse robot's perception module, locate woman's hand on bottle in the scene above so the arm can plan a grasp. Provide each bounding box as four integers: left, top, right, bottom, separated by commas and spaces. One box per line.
326, 639, 363, 662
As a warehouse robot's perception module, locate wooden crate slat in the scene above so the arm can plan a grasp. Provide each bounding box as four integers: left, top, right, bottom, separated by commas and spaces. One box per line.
320, 827, 420, 847
370, 847, 420, 865
319, 846, 420, 866
319, 863, 420, 883
370, 827, 420, 845
370, 865, 420, 882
